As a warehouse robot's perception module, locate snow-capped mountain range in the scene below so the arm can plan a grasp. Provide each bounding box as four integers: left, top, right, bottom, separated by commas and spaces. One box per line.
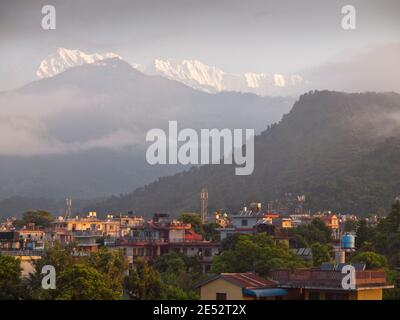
36, 48, 305, 96
36, 48, 122, 78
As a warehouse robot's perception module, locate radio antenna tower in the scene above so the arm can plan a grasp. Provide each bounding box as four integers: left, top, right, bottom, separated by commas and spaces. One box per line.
200, 187, 208, 224
65, 197, 72, 219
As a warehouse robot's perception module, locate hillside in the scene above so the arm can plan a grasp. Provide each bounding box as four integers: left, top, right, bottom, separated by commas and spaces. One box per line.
88, 91, 400, 216
0, 58, 293, 202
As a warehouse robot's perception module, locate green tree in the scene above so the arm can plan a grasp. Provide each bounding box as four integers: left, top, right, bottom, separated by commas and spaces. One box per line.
379, 200, 400, 234
383, 270, 400, 300
85, 247, 128, 296
203, 223, 219, 241
0, 255, 23, 300
27, 242, 77, 299
154, 252, 186, 274
311, 243, 333, 267
179, 213, 203, 234
351, 251, 387, 269
292, 218, 332, 247
55, 264, 120, 300
154, 252, 203, 296
14, 210, 54, 228
355, 219, 376, 250
162, 284, 199, 300
220, 233, 242, 251
212, 233, 306, 277
344, 219, 358, 233
124, 259, 163, 300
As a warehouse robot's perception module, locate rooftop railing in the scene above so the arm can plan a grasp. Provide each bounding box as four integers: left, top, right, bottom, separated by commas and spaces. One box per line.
270, 268, 387, 288
0, 249, 44, 257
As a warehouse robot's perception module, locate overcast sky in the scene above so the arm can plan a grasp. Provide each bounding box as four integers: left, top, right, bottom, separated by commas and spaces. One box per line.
0, 0, 399, 91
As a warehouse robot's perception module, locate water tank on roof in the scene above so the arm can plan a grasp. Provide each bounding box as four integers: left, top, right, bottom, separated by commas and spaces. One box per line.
341, 234, 355, 249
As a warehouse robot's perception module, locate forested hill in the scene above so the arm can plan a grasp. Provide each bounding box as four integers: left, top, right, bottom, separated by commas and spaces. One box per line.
88, 91, 400, 216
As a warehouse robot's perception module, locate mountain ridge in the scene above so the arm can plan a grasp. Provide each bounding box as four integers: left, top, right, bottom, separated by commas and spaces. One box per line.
35, 48, 305, 96
0, 57, 293, 208
86, 90, 400, 217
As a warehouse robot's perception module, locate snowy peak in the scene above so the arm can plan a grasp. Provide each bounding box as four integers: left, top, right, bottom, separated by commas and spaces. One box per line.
149, 59, 226, 91
148, 58, 305, 95
36, 49, 306, 96
36, 48, 122, 78
244, 73, 304, 90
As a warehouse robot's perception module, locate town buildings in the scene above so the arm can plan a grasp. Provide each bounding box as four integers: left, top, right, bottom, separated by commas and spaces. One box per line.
0, 199, 396, 300
115, 213, 220, 272
196, 266, 394, 300
195, 272, 287, 300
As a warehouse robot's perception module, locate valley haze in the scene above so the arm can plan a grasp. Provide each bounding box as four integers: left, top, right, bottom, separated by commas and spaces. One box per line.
0, 0, 399, 218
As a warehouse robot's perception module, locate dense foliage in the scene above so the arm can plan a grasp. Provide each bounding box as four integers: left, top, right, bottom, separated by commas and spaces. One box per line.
354, 201, 400, 267
0, 255, 23, 299
154, 252, 202, 299
124, 259, 164, 300
91, 91, 400, 216
27, 244, 125, 300
178, 213, 219, 241
351, 252, 387, 270
13, 210, 54, 228
291, 218, 332, 247
311, 243, 333, 267
212, 233, 307, 277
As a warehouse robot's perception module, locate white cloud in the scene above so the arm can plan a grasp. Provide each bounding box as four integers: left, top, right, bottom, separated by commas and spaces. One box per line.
0, 89, 142, 156
305, 42, 400, 93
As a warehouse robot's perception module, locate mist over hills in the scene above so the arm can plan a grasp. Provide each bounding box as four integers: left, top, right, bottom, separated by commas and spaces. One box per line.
2, 55, 400, 218
88, 91, 400, 217
0, 58, 293, 216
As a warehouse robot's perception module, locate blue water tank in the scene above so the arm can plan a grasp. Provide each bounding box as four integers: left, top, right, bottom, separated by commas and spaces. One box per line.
341, 234, 355, 249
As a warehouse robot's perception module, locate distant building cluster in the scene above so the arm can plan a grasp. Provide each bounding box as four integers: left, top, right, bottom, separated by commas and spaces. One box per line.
0, 194, 392, 300
0, 211, 219, 273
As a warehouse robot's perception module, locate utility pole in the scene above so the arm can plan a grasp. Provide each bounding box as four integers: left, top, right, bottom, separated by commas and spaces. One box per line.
200, 187, 208, 224
65, 197, 72, 219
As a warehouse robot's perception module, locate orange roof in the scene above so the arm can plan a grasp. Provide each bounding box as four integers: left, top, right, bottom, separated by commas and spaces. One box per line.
196, 272, 277, 289
184, 229, 203, 241
264, 212, 279, 219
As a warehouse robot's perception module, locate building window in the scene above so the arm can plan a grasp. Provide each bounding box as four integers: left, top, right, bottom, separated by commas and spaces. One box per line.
241, 219, 248, 226
308, 292, 320, 300
216, 293, 227, 300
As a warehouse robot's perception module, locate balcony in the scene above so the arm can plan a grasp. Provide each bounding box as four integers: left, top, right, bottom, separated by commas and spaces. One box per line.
71, 230, 103, 238
270, 268, 388, 289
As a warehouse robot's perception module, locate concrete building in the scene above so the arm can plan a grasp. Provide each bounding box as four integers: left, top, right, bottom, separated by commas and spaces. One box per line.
197, 268, 394, 300
116, 214, 219, 272
270, 267, 394, 300
195, 272, 288, 300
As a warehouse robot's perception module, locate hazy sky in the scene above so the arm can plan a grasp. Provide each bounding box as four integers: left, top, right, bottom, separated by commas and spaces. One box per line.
0, 0, 399, 91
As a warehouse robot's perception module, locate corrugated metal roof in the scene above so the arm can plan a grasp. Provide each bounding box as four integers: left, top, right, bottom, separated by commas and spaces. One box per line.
194, 272, 277, 289
220, 272, 277, 289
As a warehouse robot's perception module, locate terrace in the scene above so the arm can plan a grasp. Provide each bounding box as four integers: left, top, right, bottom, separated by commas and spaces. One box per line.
270, 268, 388, 289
